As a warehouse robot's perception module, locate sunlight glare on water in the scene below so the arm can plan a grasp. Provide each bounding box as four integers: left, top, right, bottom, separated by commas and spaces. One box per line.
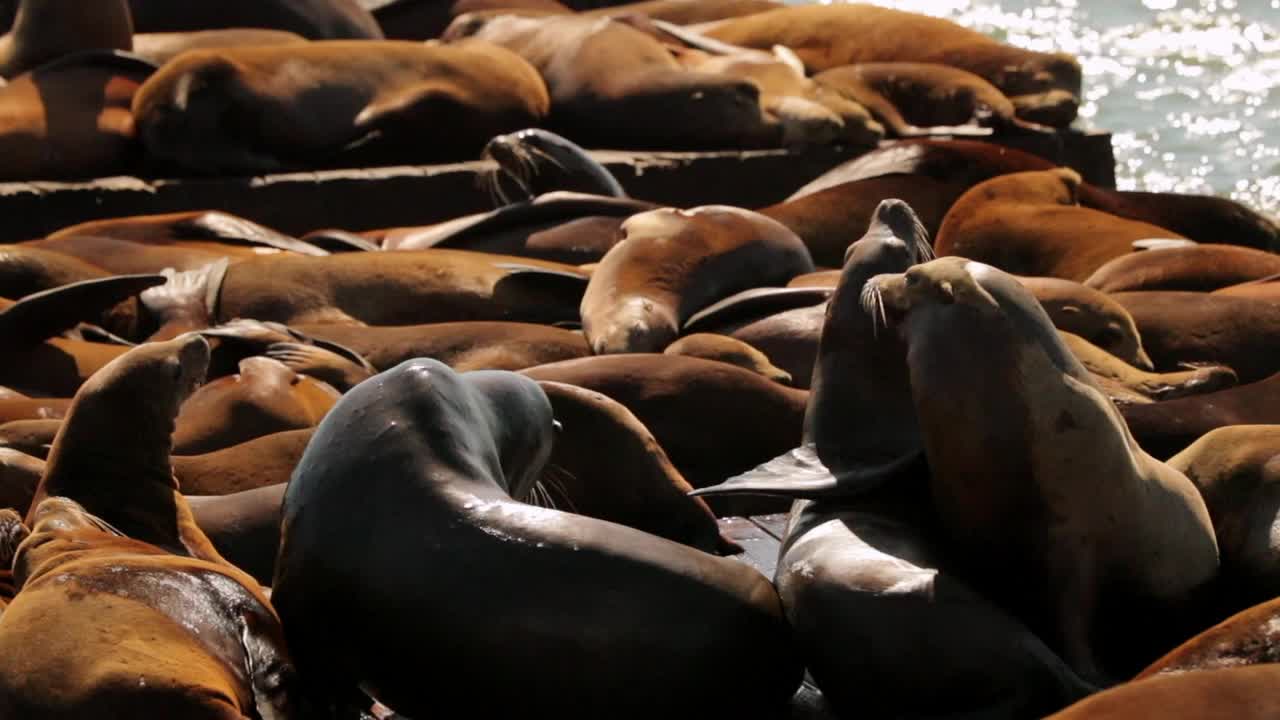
809, 0, 1279, 214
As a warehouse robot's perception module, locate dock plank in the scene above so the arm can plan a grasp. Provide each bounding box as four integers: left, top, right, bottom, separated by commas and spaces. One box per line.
718, 516, 781, 579
749, 513, 790, 541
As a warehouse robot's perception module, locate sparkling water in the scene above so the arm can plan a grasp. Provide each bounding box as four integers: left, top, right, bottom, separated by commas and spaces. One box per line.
804, 0, 1280, 214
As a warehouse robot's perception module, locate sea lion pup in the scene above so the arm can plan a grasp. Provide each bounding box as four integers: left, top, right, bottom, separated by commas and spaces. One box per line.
813, 62, 1053, 137
861, 257, 1219, 680
702, 4, 1083, 124
0, 0, 133, 78
663, 333, 792, 384
132, 40, 550, 174
271, 359, 800, 718
934, 168, 1191, 281
1061, 332, 1236, 404
296, 320, 591, 372
1139, 595, 1280, 678
1047, 665, 1280, 719
1112, 292, 1280, 384
0, 335, 305, 718
1014, 276, 1152, 368
581, 205, 813, 354
1084, 245, 1280, 293
209, 250, 588, 327
1121, 373, 1280, 461
483, 128, 627, 202
172, 356, 339, 455
442, 13, 792, 149
1167, 426, 1280, 600
0, 50, 155, 181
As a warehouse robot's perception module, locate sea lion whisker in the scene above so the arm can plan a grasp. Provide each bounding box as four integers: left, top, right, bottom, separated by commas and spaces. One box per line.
538, 463, 579, 514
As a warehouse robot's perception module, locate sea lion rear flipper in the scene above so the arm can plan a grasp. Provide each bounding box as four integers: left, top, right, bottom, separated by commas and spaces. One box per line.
173, 212, 330, 257
0, 274, 166, 344
298, 229, 382, 253
140, 258, 230, 333
352, 81, 459, 133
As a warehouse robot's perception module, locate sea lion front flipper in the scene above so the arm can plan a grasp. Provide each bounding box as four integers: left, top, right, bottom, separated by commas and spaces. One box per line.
0, 274, 166, 344
691, 443, 917, 500
140, 258, 230, 338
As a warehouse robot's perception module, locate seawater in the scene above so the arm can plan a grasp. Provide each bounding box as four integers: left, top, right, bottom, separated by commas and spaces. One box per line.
799, 0, 1280, 215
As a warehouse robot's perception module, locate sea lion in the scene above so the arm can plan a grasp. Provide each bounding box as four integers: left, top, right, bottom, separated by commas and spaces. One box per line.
663, 333, 791, 384
1046, 665, 1280, 720
45, 210, 328, 258
172, 356, 338, 455
122, 0, 383, 39
523, 353, 807, 514
187, 482, 286, 588
813, 62, 1052, 137
0, 0, 132, 78
578, 0, 782, 24
1084, 245, 1280, 293
0, 447, 41, 514
581, 205, 813, 354
0, 397, 69, 423
1017, 276, 1153, 369
702, 4, 1082, 124
296, 320, 591, 372
1112, 291, 1280, 383
442, 13, 791, 149
716, 303, 825, 391
194, 318, 376, 390
934, 169, 1190, 281
483, 128, 627, 201
213, 250, 588, 327
0, 50, 155, 181
1061, 332, 1236, 405
1138, 595, 1280, 677
862, 257, 1218, 680
0, 418, 58, 458
681, 286, 832, 335
0, 335, 304, 718
271, 358, 801, 718
0, 508, 27, 611
1214, 274, 1280, 299
1121, 372, 1280, 461
133, 39, 550, 173
174, 427, 313, 497
23, 235, 248, 275
132, 28, 307, 66
1167, 426, 1280, 599
369, 0, 571, 41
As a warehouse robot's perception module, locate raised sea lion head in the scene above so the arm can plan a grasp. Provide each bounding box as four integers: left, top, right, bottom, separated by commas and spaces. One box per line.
482, 127, 626, 202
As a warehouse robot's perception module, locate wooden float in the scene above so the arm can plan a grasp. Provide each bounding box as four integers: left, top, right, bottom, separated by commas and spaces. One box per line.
0, 130, 1113, 243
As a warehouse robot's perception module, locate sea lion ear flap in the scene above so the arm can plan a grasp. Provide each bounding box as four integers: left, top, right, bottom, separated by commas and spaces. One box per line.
690, 445, 844, 500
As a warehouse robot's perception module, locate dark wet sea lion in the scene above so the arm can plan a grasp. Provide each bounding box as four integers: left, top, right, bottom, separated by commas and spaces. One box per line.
703, 4, 1082, 123
1112, 291, 1280, 384
864, 257, 1218, 681
0, 0, 132, 78
296, 320, 591, 372
0, 50, 155, 181
443, 13, 790, 149
1084, 245, 1280, 293
935, 169, 1189, 281
172, 356, 338, 455
0, 335, 304, 718
133, 39, 549, 173
582, 205, 813, 354
1167, 425, 1280, 599
483, 128, 626, 201
1046, 665, 1280, 720
272, 358, 801, 718
663, 333, 791, 384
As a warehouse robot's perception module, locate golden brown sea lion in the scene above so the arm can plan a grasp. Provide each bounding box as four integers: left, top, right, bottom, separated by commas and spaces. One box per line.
133, 39, 550, 173
0, 508, 28, 612
1046, 665, 1280, 720
864, 257, 1219, 681
0, 335, 305, 718
1138, 595, 1280, 678
581, 205, 813, 354
935, 169, 1190, 281
1017, 276, 1153, 369
702, 4, 1082, 124
1084, 244, 1280, 293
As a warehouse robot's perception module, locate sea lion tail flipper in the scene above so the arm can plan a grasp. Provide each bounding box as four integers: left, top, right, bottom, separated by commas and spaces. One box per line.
0, 274, 166, 344
140, 258, 230, 333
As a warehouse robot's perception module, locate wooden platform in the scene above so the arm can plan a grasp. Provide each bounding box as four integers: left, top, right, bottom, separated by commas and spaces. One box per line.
0, 130, 1113, 243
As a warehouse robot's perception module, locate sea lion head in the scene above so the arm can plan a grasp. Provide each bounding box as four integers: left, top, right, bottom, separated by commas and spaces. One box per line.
463, 369, 558, 500
482, 127, 625, 202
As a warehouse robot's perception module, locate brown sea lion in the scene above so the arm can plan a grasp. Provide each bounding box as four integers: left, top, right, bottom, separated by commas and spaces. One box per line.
813, 62, 1051, 137
0, 0, 132, 78
578, 0, 782, 24
123, 0, 383, 39
187, 482, 286, 588
1062, 332, 1236, 405
679, 286, 832, 335
46, 210, 328, 258
133, 39, 549, 173
663, 333, 791, 384
0, 245, 109, 301
1214, 274, 1280, 299
193, 318, 376, 390
581, 205, 813, 354
171, 356, 338, 455
1046, 665, 1280, 720
863, 257, 1218, 681
1166, 426, 1280, 599
297, 320, 591, 372
702, 4, 1082, 124
369, 0, 571, 41
23, 235, 245, 275
717, 303, 825, 391
1017, 276, 1153, 369
1112, 291, 1280, 383
1139, 595, 1280, 677
935, 169, 1190, 281
442, 13, 791, 149
523, 353, 808, 514
174, 427, 313, 497
1122, 372, 1280, 461
132, 28, 307, 66
271, 358, 801, 718
482, 129, 628, 201
0, 397, 69, 423
0, 508, 28, 611
0, 50, 154, 181
213, 250, 587, 326
0, 447, 41, 514
0, 335, 305, 718
1084, 245, 1280, 293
